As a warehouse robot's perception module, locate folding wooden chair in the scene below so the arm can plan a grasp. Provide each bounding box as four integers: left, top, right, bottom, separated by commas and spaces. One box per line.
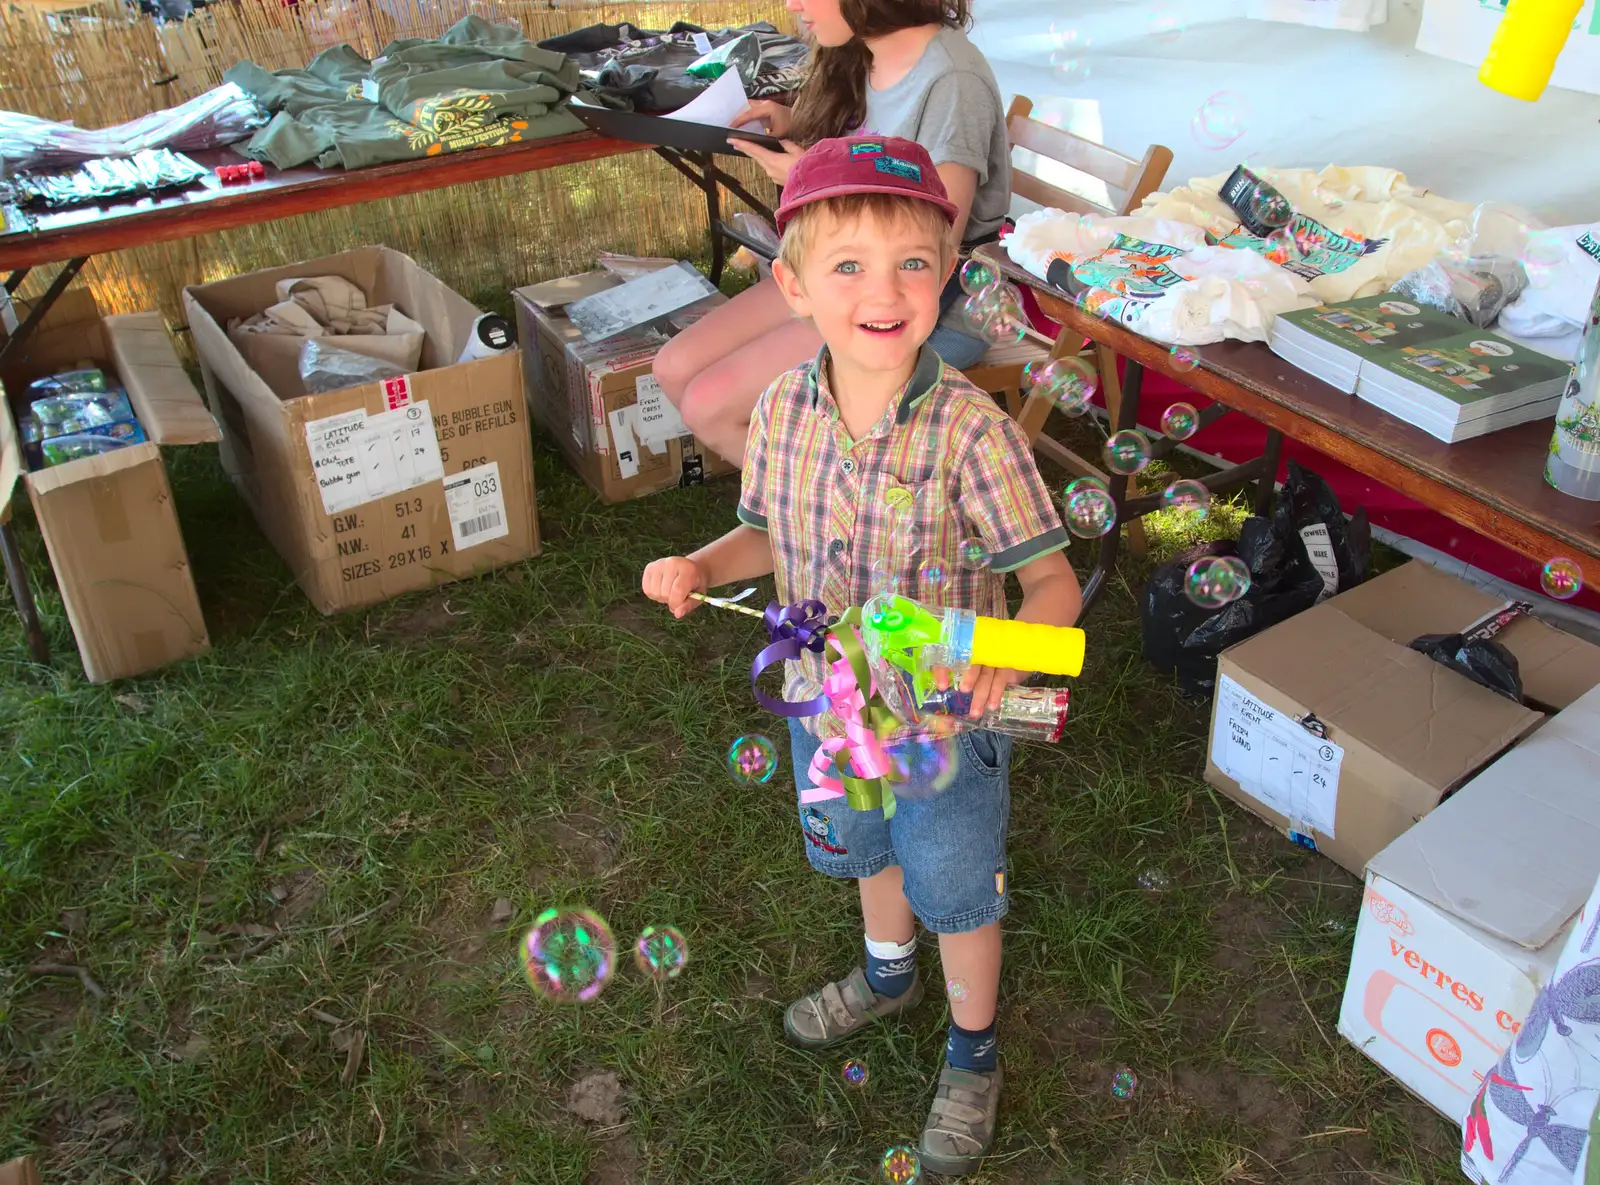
962, 96, 1172, 553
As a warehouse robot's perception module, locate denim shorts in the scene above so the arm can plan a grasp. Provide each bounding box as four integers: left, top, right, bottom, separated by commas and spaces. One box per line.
788, 718, 1012, 934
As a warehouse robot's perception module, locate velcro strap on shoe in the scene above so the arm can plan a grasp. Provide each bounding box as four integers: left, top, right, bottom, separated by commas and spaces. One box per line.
930, 1096, 988, 1127
819, 981, 857, 1032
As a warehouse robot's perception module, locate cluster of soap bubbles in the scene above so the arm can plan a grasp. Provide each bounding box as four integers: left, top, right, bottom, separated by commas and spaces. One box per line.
524, 911, 691, 1001
1110, 1067, 1139, 1100
1048, 24, 1092, 84
958, 258, 1030, 345
881, 1146, 922, 1184
1541, 557, 1584, 600
1064, 476, 1118, 539
1136, 869, 1169, 892
1023, 356, 1098, 416
1191, 91, 1250, 151
728, 734, 779, 784
1184, 555, 1251, 608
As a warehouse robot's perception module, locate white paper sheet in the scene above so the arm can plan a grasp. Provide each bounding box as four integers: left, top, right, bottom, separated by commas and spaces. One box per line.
634, 374, 690, 450
670, 69, 750, 129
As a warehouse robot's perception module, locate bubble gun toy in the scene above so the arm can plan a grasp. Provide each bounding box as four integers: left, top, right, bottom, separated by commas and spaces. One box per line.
860, 593, 1085, 742
1478, 0, 1583, 101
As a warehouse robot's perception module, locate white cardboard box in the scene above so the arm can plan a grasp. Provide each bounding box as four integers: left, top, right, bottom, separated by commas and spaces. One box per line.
1338, 684, 1600, 1120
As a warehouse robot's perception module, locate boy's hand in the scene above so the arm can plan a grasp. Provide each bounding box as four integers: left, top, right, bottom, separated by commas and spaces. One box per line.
960, 664, 1021, 719
642, 557, 708, 618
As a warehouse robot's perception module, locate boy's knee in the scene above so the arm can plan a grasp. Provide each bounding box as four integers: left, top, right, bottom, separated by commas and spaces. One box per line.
677, 373, 740, 442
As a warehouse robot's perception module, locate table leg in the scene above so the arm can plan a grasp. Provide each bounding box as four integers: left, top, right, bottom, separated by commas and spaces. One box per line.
700, 153, 727, 288
1, 520, 49, 666
1255, 428, 1283, 517
0, 257, 86, 372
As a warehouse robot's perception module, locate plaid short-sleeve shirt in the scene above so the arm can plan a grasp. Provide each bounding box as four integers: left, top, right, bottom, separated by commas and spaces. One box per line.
738, 345, 1069, 730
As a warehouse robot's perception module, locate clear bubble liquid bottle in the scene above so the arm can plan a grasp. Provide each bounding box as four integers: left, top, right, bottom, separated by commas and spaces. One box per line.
1546, 277, 1600, 501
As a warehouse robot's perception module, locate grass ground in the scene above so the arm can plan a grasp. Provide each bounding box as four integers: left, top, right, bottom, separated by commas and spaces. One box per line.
0, 397, 1462, 1183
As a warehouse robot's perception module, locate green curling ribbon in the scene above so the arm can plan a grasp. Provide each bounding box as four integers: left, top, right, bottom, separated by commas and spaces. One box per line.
824, 607, 903, 821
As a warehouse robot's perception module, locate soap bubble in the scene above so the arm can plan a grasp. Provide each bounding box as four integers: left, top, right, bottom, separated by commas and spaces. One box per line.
1248, 191, 1293, 230
1065, 475, 1110, 498
1191, 91, 1250, 150
980, 310, 1027, 345
1146, 2, 1182, 42
1184, 555, 1252, 608
885, 733, 959, 798
524, 908, 615, 1002
946, 977, 969, 1002
881, 1146, 922, 1184
842, 1058, 869, 1089
870, 557, 901, 596
1025, 356, 1097, 414
1160, 401, 1199, 439
1137, 869, 1169, 892
1049, 26, 1092, 84
727, 735, 779, 785
633, 924, 688, 981
1103, 430, 1151, 476
958, 538, 990, 570
917, 555, 950, 591
1169, 346, 1201, 374
1541, 557, 1584, 600
1521, 232, 1565, 289
1262, 227, 1297, 265
1064, 484, 1118, 539
1161, 479, 1211, 517
958, 258, 998, 295
1110, 1067, 1138, 1100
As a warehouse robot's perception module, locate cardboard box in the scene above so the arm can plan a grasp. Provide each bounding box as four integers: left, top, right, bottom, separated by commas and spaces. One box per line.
1338, 683, 1600, 1120
1, 290, 218, 682
1204, 560, 1600, 876
184, 247, 539, 614
513, 271, 734, 503
0, 1157, 41, 1185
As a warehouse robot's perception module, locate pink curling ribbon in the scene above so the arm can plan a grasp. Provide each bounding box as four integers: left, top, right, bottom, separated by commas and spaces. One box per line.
800, 625, 896, 816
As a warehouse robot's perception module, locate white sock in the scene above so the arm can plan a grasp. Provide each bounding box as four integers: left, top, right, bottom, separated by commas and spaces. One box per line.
865, 935, 917, 961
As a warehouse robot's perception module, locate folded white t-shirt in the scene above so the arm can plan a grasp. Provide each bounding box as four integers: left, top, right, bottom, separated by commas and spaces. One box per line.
1500, 222, 1600, 341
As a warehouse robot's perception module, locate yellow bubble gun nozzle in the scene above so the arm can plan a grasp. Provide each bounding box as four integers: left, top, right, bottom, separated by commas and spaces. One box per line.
1478, 0, 1584, 101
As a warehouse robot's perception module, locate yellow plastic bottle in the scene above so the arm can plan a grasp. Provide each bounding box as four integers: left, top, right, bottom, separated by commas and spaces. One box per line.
1478, 0, 1584, 101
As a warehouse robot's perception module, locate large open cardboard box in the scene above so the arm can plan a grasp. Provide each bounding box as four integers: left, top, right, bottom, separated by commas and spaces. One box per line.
183, 247, 539, 614
514, 271, 733, 504
1, 291, 218, 682
1338, 683, 1600, 1121
1204, 560, 1600, 877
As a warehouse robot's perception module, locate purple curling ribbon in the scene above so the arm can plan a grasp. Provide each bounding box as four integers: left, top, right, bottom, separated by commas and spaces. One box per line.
750, 599, 832, 716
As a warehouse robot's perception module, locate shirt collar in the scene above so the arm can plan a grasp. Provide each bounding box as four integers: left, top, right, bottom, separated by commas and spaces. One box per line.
808, 343, 944, 426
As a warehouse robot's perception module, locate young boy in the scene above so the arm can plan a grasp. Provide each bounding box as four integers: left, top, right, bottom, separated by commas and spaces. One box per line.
642, 137, 1081, 1176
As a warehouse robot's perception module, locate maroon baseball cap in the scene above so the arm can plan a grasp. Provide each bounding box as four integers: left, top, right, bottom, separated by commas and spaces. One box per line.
775, 136, 959, 232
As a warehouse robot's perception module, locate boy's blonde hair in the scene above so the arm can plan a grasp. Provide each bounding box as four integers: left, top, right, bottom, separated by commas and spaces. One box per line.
777, 192, 956, 276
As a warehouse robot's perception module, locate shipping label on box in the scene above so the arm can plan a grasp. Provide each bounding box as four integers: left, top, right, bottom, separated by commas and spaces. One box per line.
1211, 673, 1345, 839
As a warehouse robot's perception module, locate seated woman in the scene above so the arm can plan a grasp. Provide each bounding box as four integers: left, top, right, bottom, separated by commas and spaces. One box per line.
652, 0, 1011, 466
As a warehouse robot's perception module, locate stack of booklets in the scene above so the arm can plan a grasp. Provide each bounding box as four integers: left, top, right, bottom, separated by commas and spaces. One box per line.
1269, 295, 1571, 442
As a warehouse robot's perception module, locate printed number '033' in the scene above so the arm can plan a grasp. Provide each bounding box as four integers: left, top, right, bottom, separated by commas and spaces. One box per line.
474, 475, 499, 497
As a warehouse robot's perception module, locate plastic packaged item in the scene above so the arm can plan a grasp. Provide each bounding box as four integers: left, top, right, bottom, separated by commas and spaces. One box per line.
298, 338, 410, 395
41, 422, 147, 466
29, 367, 110, 397
30, 388, 136, 438
10, 148, 210, 211
1546, 274, 1600, 500
1389, 255, 1526, 327
859, 592, 1085, 740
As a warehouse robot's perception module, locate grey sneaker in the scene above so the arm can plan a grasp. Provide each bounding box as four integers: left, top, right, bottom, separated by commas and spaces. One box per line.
782, 966, 924, 1048
918, 1059, 1002, 1177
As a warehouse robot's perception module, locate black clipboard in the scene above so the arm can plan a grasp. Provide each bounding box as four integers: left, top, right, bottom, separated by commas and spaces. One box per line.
571, 102, 784, 155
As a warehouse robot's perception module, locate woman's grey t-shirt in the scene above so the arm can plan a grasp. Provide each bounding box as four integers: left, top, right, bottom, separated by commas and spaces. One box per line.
860, 27, 1010, 243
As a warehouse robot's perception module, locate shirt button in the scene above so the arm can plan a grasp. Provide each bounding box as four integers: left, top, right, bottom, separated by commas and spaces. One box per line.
829, 538, 845, 556
841, 458, 856, 475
